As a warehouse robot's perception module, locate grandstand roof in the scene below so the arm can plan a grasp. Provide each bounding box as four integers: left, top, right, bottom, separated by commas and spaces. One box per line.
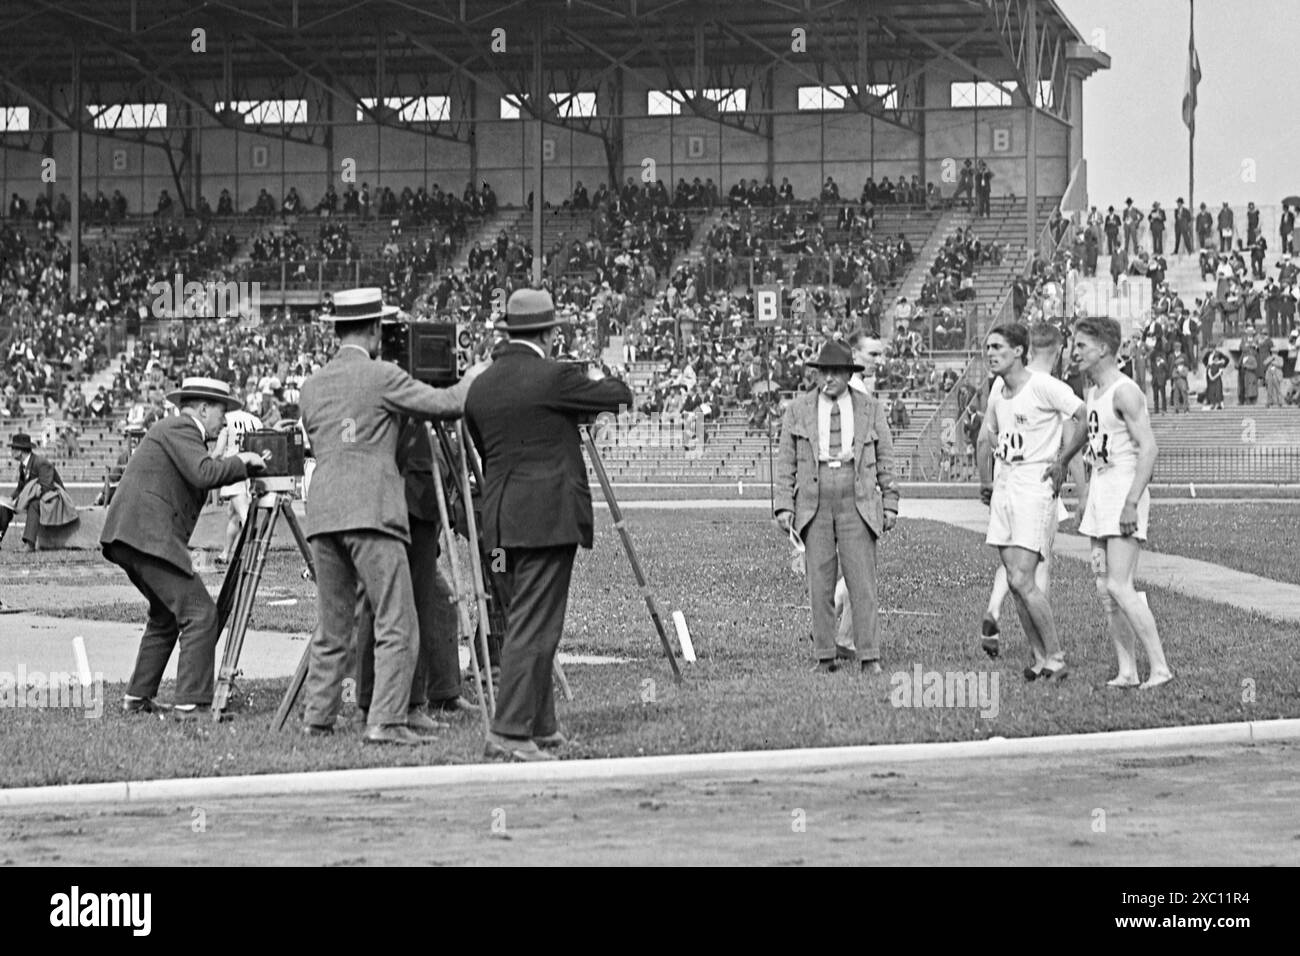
2, 0, 1090, 90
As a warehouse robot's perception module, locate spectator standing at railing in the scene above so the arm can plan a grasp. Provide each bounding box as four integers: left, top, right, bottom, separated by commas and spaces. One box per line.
1148, 202, 1166, 255
1104, 206, 1121, 254
1264, 353, 1285, 407
1217, 202, 1235, 252
1149, 348, 1169, 414
971, 161, 991, 216
1173, 198, 1194, 255
1196, 203, 1213, 250
1122, 199, 1144, 254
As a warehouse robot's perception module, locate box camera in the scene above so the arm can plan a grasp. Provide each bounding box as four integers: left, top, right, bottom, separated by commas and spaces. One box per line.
382, 320, 472, 386
241, 428, 305, 478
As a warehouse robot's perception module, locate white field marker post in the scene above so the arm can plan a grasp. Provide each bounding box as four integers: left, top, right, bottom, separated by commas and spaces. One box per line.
72, 636, 92, 687
671, 610, 697, 663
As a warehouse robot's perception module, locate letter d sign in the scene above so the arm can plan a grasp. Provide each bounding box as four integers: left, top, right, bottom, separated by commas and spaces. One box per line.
756, 288, 779, 326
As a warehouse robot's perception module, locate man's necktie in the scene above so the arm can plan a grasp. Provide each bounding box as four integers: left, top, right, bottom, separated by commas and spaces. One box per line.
829, 402, 842, 460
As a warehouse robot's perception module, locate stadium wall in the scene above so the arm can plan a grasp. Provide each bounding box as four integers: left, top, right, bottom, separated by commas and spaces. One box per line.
0, 60, 1072, 213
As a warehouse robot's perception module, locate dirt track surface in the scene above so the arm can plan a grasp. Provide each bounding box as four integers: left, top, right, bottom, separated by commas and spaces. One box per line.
4, 742, 1297, 866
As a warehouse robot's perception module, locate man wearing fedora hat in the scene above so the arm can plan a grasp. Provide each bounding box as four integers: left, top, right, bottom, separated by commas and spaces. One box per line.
1, 431, 66, 552
299, 287, 487, 746
775, 340, 900, 674
102, 377, 268, 717
465, 288, 632, 761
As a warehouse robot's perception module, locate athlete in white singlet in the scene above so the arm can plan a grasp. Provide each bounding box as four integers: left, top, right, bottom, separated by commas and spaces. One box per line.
980, 323, 1074, 658
214, 407, 264, 563
978, 324, 1086, 681
1072, 316, 1172, 689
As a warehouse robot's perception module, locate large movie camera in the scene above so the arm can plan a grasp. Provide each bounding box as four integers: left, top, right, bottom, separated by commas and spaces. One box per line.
381, 320, 473, 386
238, 428, 307, 495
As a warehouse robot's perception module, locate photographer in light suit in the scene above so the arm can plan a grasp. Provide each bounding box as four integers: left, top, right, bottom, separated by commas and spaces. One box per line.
775, 341, 900, 674
298, 288, 486, 745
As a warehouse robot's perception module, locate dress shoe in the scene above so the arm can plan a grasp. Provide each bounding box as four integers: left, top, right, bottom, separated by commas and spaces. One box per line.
406, 707, 449, 735
835, 646, 856, 661
170, 704, 211, 721
362, 724, 427, 746
533, 730, 568, 749
23, 541, 36, 553
122, 696, 168, 715
1040, 663, 1069, 682
428, 695, 477, 715
484, 732, 555, 762
860, 660, 883, 675
303, 723, 335, 737
813, 660, 840, 674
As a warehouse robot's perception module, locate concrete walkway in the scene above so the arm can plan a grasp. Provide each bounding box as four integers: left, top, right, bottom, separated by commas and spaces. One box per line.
895, 498, 1300, 624
0, 614, 623, 683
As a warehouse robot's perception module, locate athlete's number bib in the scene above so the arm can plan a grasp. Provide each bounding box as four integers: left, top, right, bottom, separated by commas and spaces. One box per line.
996, 430, 1025, 463
1085, 409, 1110, 466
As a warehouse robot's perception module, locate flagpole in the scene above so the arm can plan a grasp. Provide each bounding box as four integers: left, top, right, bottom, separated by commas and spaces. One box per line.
1188, 0, 1195, 213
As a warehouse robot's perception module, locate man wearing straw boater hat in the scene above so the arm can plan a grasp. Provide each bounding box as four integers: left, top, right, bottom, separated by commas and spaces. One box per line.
465, 288, 632, 761
774, 340, 900, 674
298, 287, 487, 745
1, 431, 66, 552
103, 377, 268, 717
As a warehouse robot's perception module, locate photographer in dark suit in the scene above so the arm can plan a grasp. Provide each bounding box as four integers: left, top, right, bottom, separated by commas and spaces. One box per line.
101, 378, 266, 717
466, 289, 632, 761
1, 432, 65, 551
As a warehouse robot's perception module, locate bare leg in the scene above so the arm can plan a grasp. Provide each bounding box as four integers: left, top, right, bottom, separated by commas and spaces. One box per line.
1106, 536, 1173, 687
1000, 546, 1063, 670
1093, 541, 1139, 685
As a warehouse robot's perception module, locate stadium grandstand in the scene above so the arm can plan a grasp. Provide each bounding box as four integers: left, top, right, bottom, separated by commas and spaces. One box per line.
3, 0, 1287, 499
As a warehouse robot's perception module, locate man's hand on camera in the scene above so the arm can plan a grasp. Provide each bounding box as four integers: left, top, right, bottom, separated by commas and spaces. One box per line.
463, 360, 492, 385
775, 510, 794, 533
586, 365, 606, 382
238, 450, 268, 471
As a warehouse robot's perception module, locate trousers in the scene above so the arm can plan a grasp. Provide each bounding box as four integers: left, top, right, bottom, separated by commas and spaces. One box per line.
490, 544, 577, 739
804, 463, 880, 662
307, 530, 419, 728
0, 497, 40, 546
355, 517, 460, 709
106, 541, 221, 706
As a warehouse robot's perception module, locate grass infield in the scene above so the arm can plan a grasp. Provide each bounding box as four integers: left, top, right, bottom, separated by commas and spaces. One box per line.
2, 511, 1297, 788
1139, 501, 1300, 587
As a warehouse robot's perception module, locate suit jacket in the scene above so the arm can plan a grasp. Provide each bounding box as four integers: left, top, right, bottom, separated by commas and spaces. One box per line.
12, 451, 64, 513
396, 415, 441, 523
774, 388, 900, 538
100, 414, 249, 575
465, 343, 632, 551
299, 346, 470, 543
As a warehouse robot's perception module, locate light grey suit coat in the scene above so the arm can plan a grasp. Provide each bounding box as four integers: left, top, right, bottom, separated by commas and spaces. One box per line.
773, 387, 901, 537
299, 346, 470, 543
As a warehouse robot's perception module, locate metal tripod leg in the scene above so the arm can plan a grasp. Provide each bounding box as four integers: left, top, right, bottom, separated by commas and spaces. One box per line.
271, 500, 322, 731
213, 495, 282, 719
582, 426, 683, 682
449, 422, 501, 714
430, 424, 493, 735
